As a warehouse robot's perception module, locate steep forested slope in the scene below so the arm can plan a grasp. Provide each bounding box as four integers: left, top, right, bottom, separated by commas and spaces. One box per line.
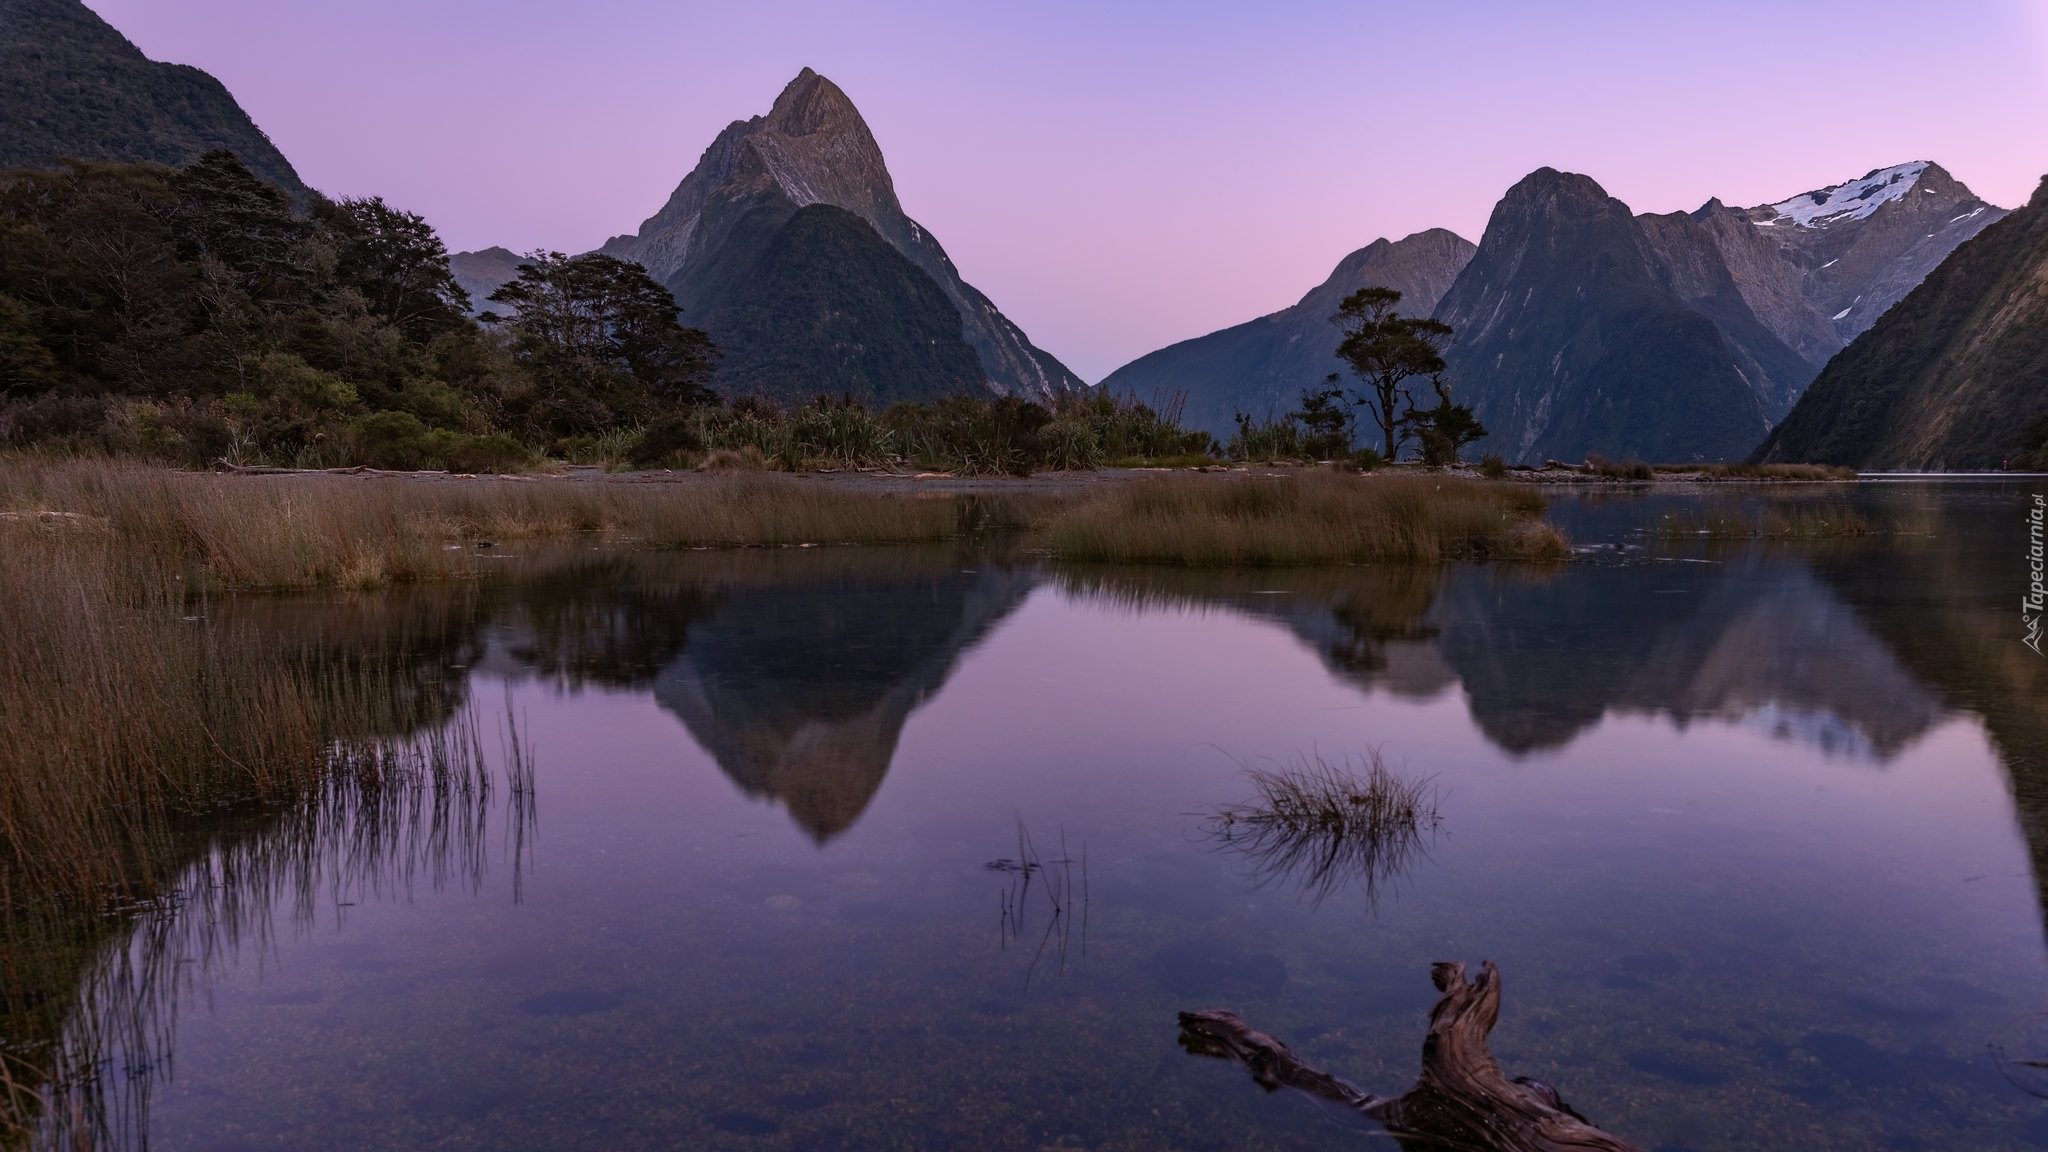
0, 0, 305, 197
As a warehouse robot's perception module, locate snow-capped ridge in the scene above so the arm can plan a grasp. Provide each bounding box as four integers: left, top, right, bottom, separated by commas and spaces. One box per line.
1761, 162, 1930, 228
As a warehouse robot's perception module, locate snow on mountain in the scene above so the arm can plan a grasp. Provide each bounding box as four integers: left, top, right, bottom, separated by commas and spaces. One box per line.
1759, 162, 1929, 228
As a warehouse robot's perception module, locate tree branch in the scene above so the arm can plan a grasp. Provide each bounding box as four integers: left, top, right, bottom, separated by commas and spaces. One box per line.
1177, 960, 1641, 1152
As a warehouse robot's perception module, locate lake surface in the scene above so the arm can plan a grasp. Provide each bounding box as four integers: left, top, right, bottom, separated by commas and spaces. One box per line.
35, 480, 2048, 1150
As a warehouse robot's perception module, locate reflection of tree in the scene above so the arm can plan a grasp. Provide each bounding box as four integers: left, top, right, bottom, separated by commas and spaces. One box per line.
484, 558, 720, 689
1055, 565, 1457, 699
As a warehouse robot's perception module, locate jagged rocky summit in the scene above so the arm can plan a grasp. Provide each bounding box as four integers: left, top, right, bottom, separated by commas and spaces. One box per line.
1447, 163, 2007, 463
1096, 229, 1476, 437
0, 0, 306, 197
1103, 160, 2003, 462
1754, 174, 2048, 470
460, 69, 1077, 408
1699, 161, 2006, 362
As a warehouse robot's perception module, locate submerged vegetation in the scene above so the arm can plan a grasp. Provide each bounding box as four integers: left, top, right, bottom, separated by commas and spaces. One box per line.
1653, 499, 1879, 540
1202, 750, 1441, 907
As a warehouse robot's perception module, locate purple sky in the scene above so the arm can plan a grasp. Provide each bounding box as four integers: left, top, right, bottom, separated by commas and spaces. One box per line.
89, 0, 2048, 381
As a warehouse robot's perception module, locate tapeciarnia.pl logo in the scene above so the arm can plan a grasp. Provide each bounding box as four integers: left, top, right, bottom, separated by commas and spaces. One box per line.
2029, 493, 2046, 656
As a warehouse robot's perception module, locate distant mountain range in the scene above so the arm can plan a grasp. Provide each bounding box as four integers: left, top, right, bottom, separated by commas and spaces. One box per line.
456, 69, 1079, 408
6, 0, 2029, 464
1098, 229, 1476, 436
0, 0, 306, 198
1756, 175, 2048, 469
1106, 162, 2006, 462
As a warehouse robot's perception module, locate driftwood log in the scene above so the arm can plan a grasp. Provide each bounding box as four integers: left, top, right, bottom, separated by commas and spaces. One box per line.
1178, 960, 1639, 1152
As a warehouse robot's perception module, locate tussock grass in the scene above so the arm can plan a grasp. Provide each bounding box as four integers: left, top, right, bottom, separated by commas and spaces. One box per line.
1036, 470, 1565, 565
0, 458, 988, 589
1203, 750, 1441, 906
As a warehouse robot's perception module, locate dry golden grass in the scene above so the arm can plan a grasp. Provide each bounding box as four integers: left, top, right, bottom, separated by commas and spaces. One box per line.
0, 458, 1563, 914
1035, 470, 1565, 565
0, 458, 988, 589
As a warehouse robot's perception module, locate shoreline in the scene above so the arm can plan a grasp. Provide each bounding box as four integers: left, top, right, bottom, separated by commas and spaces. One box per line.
193, 458, 1906, 494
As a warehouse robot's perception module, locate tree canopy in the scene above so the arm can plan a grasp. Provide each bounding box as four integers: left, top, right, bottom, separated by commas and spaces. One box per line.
0, 151, 718, 469
1332, 287, 1454, 461
485, 252, 718, 436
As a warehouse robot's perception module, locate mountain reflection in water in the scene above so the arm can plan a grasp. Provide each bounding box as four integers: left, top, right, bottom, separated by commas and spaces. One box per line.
215, 492, 2013, 848
322, 517, 1983, 843
650, 566, 1032, 840
18, 482, 2048, 1152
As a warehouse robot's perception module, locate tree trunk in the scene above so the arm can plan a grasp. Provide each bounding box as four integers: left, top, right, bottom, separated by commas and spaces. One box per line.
1177, 959, 1640, 1152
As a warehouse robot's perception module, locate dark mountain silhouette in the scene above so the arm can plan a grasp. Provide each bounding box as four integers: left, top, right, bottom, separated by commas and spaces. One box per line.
583, 68, 1078, 406
0, 0, 306, 197
1434, 168, 1784, 463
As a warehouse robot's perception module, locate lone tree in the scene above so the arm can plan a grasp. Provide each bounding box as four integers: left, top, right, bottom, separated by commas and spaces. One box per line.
1404, 374, 1488, 465
1332, 287, 1454, 461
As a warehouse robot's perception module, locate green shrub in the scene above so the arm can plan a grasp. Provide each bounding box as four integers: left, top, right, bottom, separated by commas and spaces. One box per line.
446, 434, 530, 474
630, 414, 705, 469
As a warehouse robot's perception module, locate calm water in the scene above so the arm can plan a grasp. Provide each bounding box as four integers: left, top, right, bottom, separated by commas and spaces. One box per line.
41, 481, 2048, 1150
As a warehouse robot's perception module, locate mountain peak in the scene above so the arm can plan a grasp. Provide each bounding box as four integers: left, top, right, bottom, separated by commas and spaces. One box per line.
1756, 161, 1931, 229
595, 68, 1080, 400
765, 68, 864, 139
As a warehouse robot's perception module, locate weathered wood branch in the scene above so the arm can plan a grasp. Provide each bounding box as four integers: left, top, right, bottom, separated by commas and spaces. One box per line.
1178, 960, 1639, 1152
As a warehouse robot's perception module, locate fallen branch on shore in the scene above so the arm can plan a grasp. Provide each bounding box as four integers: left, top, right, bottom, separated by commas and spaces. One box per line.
1178, 960, 1639, 1151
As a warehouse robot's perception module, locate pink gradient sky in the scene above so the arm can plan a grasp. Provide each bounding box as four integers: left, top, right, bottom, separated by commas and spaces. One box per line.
87, 0, 2048, 381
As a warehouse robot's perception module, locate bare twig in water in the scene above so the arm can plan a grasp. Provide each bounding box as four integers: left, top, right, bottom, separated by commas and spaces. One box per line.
1201, 750, 1440, 908
986, 818, 1085, 986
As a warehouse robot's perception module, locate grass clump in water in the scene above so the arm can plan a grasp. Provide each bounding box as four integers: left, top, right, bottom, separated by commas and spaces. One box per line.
1654, 499, 1875, 540
1037, 469, 1565, 565
1203, 750, 1441, 907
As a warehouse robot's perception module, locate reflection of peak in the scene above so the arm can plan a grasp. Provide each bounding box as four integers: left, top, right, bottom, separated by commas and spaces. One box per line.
654, 567, 1034, 841
1429, 561, 1941, 758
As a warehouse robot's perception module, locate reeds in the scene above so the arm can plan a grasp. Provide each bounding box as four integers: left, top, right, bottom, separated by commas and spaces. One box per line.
1202, 750, 1441, 907
989, 821, 1086, 987
1036, 470, 1567, 565
5, 701, 534, 1148
0, 458, 989, 590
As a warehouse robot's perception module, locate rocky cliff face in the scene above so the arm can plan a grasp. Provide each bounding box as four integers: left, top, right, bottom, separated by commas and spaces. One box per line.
1754, 175, 2048, 469
0, 0, 306, 197
1726, 162, 2006, 350
1435, 168, 1784, 463
1095, 229, 1475, 437
598, 69, 1079, 401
